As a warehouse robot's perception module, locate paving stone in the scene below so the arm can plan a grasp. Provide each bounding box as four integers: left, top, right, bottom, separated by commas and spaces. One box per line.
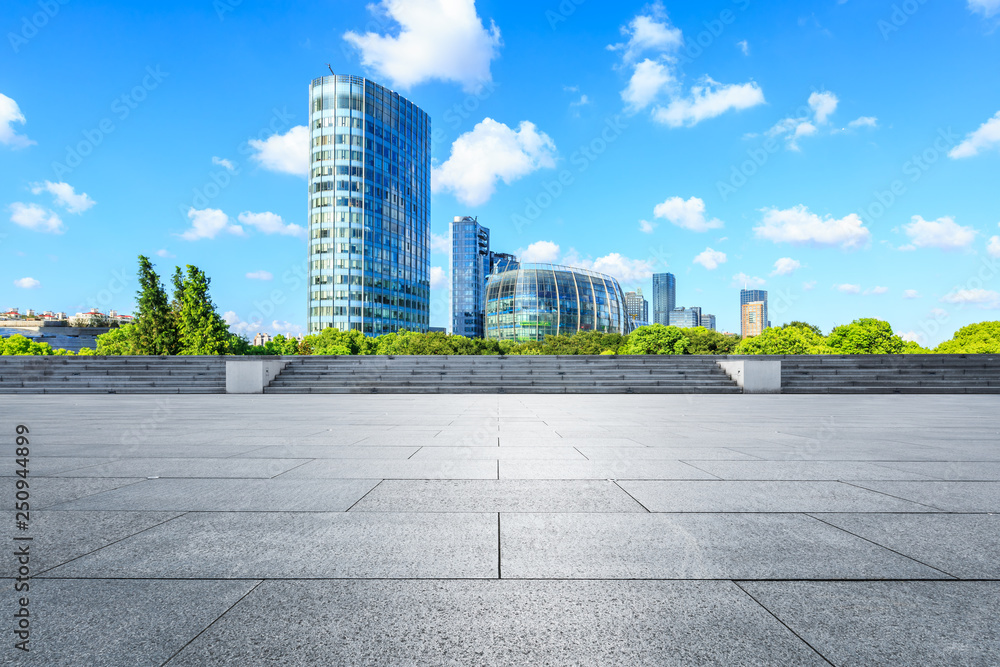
500, 460, 717, 480
500, 513, 943, 579
870, 461, 1000, 480
0, 457, 123, 476
618, 481, 937, 513
1, 477, 144, 510
46, 512, 498, 579
53, 458, 310, 479
279, 459, 498, 479
574, 446, 758, 461
686, 461, 934, 481
48, 478, 380, 512
849, 481, 1000, 512
350, 480, 645, 513
234, 445, 419, 459
410, 446, 585, 460
27, 443, 265, 458
740, 582, 1000, 666
167, 580, 825, 666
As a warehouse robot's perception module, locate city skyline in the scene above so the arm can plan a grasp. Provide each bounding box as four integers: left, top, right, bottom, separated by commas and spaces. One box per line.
2, 1, 999, 344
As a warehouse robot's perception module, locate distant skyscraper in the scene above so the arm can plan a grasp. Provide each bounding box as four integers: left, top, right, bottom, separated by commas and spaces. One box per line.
652, 273, 676, 325
451, 216, 490, 338
624, 288, 649, 325
307, 73, 431, 335
740, 289, 768, 338
670, 307, 700, 328
702, 314, 717, 331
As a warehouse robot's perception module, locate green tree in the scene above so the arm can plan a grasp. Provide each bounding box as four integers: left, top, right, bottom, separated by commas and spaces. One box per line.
177, 265, 231, 355
621, 324, 690, 355
132, 255, 178, 355
735, 326, 829, 355
1, 335, 54, 355
95, 325, 140, 355
783, 321, 824, 336
683, 327, 742, 355
935, 321, 1000, 354
826, 318, 905, 355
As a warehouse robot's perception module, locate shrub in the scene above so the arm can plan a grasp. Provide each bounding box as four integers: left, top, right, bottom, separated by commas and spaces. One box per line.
935, 321, 1000, 354
826, 318, 904, 355
621, 325, 689, 355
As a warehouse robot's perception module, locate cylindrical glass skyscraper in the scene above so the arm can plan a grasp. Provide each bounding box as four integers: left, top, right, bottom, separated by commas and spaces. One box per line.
308, 74, 431, 335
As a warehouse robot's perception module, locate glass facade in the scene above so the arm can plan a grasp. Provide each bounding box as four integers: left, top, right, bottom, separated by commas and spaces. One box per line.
451, 216, 490, 338
484, 264, 633, 342
652, 273, 676, 325
307, 74, 431, 335
670, 307, 701, 328
740, 289, 768, 336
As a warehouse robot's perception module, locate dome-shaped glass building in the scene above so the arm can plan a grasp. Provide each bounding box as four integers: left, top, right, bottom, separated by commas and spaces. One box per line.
484, 263, 633, 341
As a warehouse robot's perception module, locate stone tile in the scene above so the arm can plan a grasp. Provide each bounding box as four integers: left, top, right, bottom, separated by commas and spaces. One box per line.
814, 513, 1000, 579
28, 443, 265, 458
687, 461, 933, 481
870, 461, 1000, 481
574, 446, 758, 461
411, 446, 585, 460
500, 513, 942, 579
0, 457, 123, 476
726, 445, 952, 462
351, 480, 645, 513
53, 458, 310, 479
741, 582, 1000, 666
28, 510, 183, 571
7, 579, 259, 667
236, 445, 419, 459
279, 459, 497, 479
168, 580, 824, 666
49, 478, 380, 512
850, 481, 1000, 512
47, 512, 497, 579
1, 477, 144, 510
619, 481, 936, 513
500, 460, 717, 480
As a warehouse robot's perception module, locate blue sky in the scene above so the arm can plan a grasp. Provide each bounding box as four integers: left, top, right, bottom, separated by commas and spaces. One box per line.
1, 0, 999, 344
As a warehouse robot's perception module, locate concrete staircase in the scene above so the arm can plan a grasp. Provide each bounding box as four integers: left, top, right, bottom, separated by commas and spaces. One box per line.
0, 357, 227, 394
780, 355, 1000, 394
265, 355, 743, 394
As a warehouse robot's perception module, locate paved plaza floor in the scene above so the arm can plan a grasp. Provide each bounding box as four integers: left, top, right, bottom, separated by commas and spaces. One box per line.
2, 394, 999, 665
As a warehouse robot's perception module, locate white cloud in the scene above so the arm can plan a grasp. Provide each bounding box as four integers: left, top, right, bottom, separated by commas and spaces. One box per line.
156, 249, 175, 258
770, 257, 802, 276
343, 0, 502, 93
9, 202, 64, 234
754, 206, 872, 250
223, 311, 253, 334
518, 240, 561, 264
653, 196, 724, 232
570, 94, 591, 108
653, 79, 765, 128
272, 321, 305, 337
941, 288, 1000, 308
212, 156, 237, 172
693, 247, 727, 270
848, 116, 878, 129
224, 312, 304, 337
737, 40, 749, 56
430, 266, 448, 289
866, 286, 889, 295
431, 232, 451, 254
968, 0, 1000, 17
246, 271, 274, 281
622, 58, 675, 111
836, 284, 861, 294
237, 211, 306, 238
638, 219, 657, 234
432, 118, 556, 206
14, 277, 40, 289
802, 280, 817, 291
180, 208, 244, 241
903, 289, 921, 299
902, 215, 977, 250
0, 93, 34, 149
608, 2, 683, 63
570, 252, 656, 283
988, 235, 1000, 258
732, 273, 765, 288
808, 91, 839, 125
949, 111, 1000, 159
29, 181, 95, 214
248, 125, 309, 177
900, 331, 925, 344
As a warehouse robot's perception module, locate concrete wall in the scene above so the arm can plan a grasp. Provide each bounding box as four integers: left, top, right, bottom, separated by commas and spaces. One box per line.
225, 358, 290, 394
717, 359, 782, 394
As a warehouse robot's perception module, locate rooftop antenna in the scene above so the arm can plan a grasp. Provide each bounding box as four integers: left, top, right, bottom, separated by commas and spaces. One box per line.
327, 64, 335, 76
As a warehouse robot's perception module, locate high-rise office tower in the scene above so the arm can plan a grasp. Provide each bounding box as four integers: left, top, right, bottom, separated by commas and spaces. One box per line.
652, 273, 676, 325
702, 314, 717, 331
307, 74, 431, 335
739, 289, 768, 338
624, 288, 649, 325
451, 216, 489, 338
670, 307, 700, 328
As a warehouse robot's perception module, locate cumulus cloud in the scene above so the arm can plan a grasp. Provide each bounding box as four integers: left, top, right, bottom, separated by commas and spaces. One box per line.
901, 215, 977, 250
693, 247, 727, 270
0, 93, 34, 149
432, 119, 556, 206
180, 208, 244, 241
248, 125, 309, 177
156, 249, 175, 258
431, 232, 451, 254
653, 79, 765, 128
237, 211, 306, 238
848, 116, 878, 129
224, 311, 305, 336
430, 266, 448, 289
754, 206, 872, 250
212, 156, 237, 172
14, 277, 40, 289
809, 91, 838, 124
246, 271, 273, 281
968, 0, 1000, 17
653, 196, 724, 232
732, 273, 765, 288
9, 202, 64, 234
900, 331, 925, 344
343, 0, 501, 93
737, 40, 749, 56
608, 2, 683, 63
770, 257, 802, 276
988, 235, 1000, 258
903, 289, 921, 299
765, 90, 873, 150
571, 252, 656, 283
949, 111, 1000, 159
29, 181, 95, 214
622, 59, 675, 111
802, 280, 817, 291
835, 284, 861, 294
518, 240, 561, 264
638, 219, 657, 234
865, 286, 889, 295
940, 288, 1000, 308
